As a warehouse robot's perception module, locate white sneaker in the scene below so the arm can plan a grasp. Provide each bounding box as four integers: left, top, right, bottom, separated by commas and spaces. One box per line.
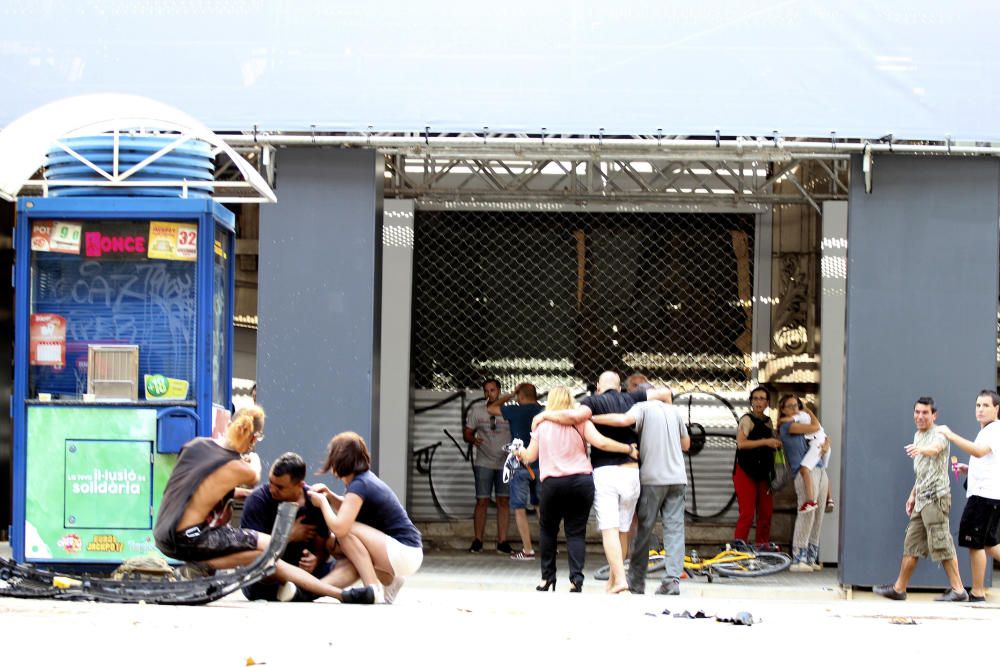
383, 577, 406, 605
371, 582, 385, 604
789, 561, 812, 573
276, 582, 297, 602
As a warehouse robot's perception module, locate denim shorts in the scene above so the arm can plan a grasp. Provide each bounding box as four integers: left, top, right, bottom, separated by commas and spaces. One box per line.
509, 464, 539, 510
473, 465, 509, 499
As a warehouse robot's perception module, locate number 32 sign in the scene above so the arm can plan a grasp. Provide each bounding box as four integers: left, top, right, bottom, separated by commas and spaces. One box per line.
148, 221, 198, 261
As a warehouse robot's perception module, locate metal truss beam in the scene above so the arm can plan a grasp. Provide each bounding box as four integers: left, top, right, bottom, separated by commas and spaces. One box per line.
214, 131, 865, 206
382, 155, 850, 207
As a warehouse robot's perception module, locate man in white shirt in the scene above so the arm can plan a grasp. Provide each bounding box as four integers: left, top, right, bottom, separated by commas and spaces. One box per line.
938, 389, 1000, 602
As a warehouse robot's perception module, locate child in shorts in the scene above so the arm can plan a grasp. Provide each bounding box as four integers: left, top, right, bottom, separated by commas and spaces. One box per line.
786, 403, 834, 513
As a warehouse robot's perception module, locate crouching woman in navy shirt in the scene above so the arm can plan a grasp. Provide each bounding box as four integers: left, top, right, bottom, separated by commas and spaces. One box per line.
308, 431, 423, 604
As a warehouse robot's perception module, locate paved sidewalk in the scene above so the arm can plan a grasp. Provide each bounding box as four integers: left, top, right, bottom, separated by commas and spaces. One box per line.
415, 549, 845, 599
2, 544, 998, 667
4, 541, 995, 601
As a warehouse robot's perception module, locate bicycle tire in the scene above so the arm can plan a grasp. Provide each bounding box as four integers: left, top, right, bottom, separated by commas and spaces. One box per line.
674, 390, 741, 521
592, 555, 665, 581
646, 554, 665, 574
710, 552, 792, 578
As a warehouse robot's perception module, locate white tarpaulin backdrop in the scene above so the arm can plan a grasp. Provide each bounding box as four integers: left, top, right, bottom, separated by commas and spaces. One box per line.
2, 1, 999, 140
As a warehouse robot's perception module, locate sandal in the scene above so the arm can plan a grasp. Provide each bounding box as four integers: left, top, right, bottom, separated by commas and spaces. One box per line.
825, 498, 835, 513
510, 550, 536, 561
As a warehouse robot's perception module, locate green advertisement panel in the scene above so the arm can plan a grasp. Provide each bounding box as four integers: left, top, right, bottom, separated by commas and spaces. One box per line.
25, 406, 175, 563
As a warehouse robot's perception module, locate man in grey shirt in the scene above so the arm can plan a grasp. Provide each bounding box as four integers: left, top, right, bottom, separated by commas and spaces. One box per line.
463, 378, 513, 553
593, 384, 690, 594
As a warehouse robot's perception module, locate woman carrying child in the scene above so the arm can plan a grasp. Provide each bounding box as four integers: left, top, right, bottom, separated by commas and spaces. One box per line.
777, 394, 828, 572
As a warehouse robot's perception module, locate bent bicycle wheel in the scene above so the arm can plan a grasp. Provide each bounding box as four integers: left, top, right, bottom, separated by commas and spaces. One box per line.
593, 554, 665, 581
710, 552, 792, 578
646, 554, 666, 574
674, 391, 740, 521
593, 563, 613, 581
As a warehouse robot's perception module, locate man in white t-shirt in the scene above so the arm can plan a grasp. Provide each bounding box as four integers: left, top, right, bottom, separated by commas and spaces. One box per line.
938, 389, 1000, 602
593, 384, 690, 595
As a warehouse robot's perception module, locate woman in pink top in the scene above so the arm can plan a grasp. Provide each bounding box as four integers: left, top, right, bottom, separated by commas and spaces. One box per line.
518, 386, 635, 592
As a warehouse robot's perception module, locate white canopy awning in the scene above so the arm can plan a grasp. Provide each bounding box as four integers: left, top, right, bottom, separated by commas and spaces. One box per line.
0, 94, 276, 203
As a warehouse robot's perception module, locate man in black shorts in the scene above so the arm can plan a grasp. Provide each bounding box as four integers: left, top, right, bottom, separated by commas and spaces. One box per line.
937, 390, 1000, 602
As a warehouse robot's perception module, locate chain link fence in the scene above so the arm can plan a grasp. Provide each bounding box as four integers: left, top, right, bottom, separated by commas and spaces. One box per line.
411, 209, 756, 395
407, 209, 758, 523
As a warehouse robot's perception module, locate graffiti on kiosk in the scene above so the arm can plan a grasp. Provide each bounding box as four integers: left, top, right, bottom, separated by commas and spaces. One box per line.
43, 259, 196, 391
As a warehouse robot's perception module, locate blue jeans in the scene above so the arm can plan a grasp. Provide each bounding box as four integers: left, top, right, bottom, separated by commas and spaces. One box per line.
473, 465, 509, 498
509, 464, 539, 510
627, 484, 687, 593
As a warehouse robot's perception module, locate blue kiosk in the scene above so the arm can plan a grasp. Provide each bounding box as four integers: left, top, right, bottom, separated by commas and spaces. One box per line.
2, 113, 275, 566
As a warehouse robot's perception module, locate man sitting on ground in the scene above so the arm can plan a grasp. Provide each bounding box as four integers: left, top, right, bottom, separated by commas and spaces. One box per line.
241, 452, 361, 601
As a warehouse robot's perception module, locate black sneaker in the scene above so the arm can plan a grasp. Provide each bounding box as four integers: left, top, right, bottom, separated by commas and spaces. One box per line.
496, 541, 513, 554
728, 539, 752, 552
873, 584, 906, 600
468, 539, 483, 553
341, 585, 376, 605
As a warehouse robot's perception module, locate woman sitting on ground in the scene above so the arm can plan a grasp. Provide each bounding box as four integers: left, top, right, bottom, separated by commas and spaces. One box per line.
308, 431, 423, 604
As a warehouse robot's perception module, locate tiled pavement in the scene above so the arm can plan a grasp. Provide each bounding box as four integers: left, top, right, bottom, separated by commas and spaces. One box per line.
415, 548, 844, 598
2, 543, 997, 667
3, 541, 995, 602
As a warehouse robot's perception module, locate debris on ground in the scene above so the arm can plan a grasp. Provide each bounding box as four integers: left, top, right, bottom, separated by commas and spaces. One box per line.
890, 617, 918, 625
716, 611, 756, 626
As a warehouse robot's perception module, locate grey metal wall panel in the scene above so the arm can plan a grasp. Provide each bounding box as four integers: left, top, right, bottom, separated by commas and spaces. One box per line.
379, 199, 415, 502
841, 155, 999, 587
819, 201, 848, 562
256, 148, 382, 481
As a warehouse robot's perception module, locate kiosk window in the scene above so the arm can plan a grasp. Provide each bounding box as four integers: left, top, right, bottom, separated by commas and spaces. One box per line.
212, 226, 231, 408
28, 219, 197, 401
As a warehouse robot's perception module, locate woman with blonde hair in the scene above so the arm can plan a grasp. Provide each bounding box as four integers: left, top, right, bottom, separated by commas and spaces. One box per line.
517, 386, 635, 592
309, 431, 423, 604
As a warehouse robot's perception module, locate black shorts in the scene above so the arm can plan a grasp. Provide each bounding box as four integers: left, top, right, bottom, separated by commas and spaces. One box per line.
168, 523, 259, 563
958, 495, 1000, 550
